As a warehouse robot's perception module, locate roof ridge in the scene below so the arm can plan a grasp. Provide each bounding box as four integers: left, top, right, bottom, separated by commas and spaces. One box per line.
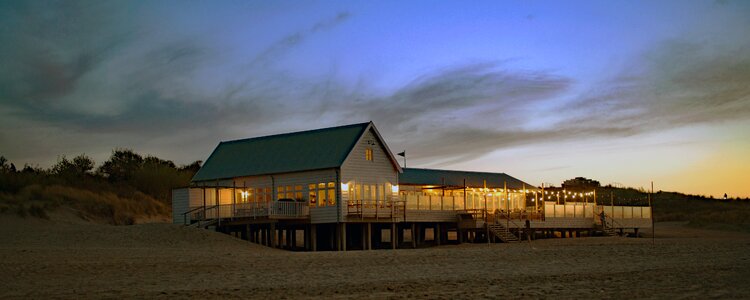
221, 121, 371, 145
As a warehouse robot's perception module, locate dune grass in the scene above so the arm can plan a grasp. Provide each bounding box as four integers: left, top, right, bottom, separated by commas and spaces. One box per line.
0, 150, 195, 225
0, 184, 169, 225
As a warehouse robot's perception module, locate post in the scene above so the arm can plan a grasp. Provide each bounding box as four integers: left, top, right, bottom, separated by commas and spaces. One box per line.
523, 183, 527, 212
391, 223, 397, 250
463, 179, 467, 210
436, 223, 442, 246
360, 224, 366, 250
441, 177, 445, 210
411, 223, 417, 248
366, 223, 372, 250
505, 181, 509, 229
311, 224, 317, 252
291, 228, 297, 250
651, 181, 655, 244
270, 222, 277, 248
341, 223, 347, 251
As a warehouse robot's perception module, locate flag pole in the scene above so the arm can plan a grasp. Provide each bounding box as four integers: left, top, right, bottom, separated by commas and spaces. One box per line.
650, 181, 654, 245
397, 150, 406, 168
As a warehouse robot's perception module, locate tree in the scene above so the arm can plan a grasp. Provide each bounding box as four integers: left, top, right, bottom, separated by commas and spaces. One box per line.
98, 149, 144, 182
51, 154, 94, 177
179, 160, 202, 173
0, 156, 8, 172
72, 155, 94, 174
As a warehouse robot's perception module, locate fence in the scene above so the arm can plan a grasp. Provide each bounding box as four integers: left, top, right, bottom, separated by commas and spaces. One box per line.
596, 205, 651, 219
346, 198, 407, 219
184, 200, 309, 224
543, 202, 596, 219
403, 195, 466, 210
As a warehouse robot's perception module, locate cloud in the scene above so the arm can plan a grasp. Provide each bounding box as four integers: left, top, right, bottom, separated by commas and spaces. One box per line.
248, 11, 351, 68
1, 1, 748, 171
0, 1, 131, 106
568, 39, 750, 132
340, 39, 750, 166
339, 61, 572, 131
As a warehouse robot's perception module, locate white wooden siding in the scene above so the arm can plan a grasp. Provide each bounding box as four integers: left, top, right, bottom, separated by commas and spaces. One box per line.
341, 127, 400, 222
171, 188, 189, 224
266, 169, 338, 224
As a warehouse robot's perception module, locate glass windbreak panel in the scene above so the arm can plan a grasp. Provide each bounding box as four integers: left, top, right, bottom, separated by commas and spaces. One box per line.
642, 207, 651, 218
442, 196, 451, 210
454, 196, 464, 210
363, 185, 370, 200
406, 194, 418, 210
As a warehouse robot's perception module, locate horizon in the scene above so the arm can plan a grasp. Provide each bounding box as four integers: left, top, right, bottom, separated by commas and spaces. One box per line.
1, 1, 749, 198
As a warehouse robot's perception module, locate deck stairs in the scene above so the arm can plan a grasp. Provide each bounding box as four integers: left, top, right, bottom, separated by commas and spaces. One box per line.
188, 218, 218, 229
487, 223, 519, 243
601, 225, 617, 236
598, 213, 619, 236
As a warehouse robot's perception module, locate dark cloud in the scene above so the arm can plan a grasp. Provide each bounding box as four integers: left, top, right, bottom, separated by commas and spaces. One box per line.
340, 62, 572, 132
249, 11, 351, 67
0, 1, 132, 104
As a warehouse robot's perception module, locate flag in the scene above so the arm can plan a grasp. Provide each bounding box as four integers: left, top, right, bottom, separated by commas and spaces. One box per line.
397, 151, 405, 157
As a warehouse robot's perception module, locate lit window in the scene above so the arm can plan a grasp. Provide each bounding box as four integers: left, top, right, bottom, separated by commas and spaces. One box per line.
308, 184, 317, 205
328, 182, 336, 206
365, 148, 373, 161
318, 184, 326, 207
295, 185, 303, 201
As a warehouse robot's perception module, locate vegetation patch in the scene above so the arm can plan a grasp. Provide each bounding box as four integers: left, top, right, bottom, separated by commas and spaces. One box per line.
0, 150, 199, 225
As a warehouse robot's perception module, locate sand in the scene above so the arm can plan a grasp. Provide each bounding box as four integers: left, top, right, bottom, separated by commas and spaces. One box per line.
1, 214, 749, 299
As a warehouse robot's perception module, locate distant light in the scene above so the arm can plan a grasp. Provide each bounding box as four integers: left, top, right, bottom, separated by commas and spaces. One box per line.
341, 183, 349, 191
392, 185, 399, 193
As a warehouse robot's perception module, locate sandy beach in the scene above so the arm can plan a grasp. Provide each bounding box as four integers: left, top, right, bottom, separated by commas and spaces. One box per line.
1, 214, 749, 299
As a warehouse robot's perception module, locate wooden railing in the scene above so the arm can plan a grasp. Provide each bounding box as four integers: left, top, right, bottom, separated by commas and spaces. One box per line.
346, 199, 407, 220
271, 201, 310, 219
183, 201, 309, 225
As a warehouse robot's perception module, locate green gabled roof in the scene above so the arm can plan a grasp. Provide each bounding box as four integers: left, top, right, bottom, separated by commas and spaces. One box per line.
399, 168, 537, 190
192, 122, 371, 182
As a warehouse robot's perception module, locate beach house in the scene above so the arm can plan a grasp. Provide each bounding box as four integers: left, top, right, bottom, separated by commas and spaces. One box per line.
172, 121, 652, 251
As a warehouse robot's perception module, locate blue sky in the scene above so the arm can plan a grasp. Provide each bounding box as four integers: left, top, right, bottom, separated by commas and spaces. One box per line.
1, 0, 749, 197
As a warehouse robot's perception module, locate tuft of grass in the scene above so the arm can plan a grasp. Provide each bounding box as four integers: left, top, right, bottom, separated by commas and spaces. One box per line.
28, 204, 49, 219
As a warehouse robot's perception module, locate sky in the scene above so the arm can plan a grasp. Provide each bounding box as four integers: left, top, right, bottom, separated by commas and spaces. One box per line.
1, 0, 749, 197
